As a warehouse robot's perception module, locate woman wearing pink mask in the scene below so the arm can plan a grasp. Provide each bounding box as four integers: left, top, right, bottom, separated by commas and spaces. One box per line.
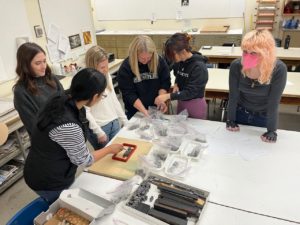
226, 29, 287, 143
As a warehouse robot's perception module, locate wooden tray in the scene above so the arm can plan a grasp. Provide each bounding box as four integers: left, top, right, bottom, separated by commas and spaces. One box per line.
200, 25, 230, 33
88, 137, 153, 180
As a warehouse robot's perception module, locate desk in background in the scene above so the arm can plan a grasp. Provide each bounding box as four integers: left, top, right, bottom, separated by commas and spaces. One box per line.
200, 46, 300, 67
205, 68, 300, 105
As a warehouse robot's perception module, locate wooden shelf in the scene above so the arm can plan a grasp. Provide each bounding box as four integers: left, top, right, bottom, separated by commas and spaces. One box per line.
256, 26, 274, 30
257, 12, 276, 16
256, 20, 276, 24
255, 0, 278, 30
0, 148, 21, 166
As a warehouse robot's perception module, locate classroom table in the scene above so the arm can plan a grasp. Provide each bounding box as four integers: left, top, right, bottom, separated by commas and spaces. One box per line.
71, 172, 299, 225
199, 46, 300, 67
205, 68, 300, 105
115, 118, 300, 224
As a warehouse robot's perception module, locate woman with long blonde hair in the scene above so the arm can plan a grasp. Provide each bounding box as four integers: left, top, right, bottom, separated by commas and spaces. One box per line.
226, 29, 287, 143
117, 35, 171, 119
85, 46, 128, 149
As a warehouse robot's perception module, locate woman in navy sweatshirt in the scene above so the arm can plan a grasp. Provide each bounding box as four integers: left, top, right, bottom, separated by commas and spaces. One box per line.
117, 35, 171, 119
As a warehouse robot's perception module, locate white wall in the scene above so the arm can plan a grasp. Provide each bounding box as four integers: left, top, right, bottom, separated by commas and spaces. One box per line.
91, 0, 285, 35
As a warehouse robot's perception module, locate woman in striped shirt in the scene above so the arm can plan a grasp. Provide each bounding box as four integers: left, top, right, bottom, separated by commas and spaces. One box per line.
24, 68, 123, 203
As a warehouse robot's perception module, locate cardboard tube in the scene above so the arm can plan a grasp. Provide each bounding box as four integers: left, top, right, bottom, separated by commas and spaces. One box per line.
0, 123, 9, 145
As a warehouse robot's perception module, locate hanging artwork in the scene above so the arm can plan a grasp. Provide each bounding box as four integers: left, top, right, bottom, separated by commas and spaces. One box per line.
68, 34, 81, 49
83, 31, 92, 45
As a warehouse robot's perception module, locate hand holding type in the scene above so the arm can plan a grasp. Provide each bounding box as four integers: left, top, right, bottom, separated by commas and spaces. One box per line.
155, 94, 170, 106
172, 84, 179, 93
158, 102, 168, 113
108, 144, 124, 154
98, 133, 108, 143
261, 131, 277, 143
226, 120, 240, 131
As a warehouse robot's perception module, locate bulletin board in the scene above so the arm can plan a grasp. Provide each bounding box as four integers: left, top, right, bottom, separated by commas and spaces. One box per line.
95, 0, 245, 21
39, 0, 96, 62
0, 0, 32, 82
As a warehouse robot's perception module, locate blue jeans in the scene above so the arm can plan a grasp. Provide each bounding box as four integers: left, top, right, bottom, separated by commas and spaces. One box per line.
236, 106, 267, 128
87, 119, 121, 150
35, 190, 62, 204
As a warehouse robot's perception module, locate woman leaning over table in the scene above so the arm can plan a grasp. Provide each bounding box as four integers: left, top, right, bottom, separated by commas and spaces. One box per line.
117, 35, 171, 119
13, 42, 64, 136
24, 68, 123, 204
84, 45, 128, 149
155, 33, 208, 119
226, 29, 287, 143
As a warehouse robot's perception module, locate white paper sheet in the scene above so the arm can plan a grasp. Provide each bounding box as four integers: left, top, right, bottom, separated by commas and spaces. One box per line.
58, 35, 70, 54
47, 24, 60, 43
46, 42, 60, 62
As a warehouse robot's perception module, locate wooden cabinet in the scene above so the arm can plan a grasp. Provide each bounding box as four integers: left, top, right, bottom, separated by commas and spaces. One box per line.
96, 33, 242, 58
255, 0, 278, 31
282, 0, 300, 16
281, 0, 300, 47
282, 29, 300, 47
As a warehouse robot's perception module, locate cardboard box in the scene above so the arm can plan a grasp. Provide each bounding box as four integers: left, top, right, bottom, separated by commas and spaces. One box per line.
35, 188, 115, 225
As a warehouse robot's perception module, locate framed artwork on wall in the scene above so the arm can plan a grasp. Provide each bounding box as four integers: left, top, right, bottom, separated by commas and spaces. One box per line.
68, 34, 82, 49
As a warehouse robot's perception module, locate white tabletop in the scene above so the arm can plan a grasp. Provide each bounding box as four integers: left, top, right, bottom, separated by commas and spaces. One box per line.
200, 46, 300, 61
72, 172, 299, 225
116, 118, 300, 223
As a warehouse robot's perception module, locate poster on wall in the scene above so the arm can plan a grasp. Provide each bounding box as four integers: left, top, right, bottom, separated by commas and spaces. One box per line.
83, 31, 92, 45
68, 34, 82, 49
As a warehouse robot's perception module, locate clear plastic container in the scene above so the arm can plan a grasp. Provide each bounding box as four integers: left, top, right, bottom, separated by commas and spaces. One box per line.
180, 140, 204, 160
164, 155, 190, 179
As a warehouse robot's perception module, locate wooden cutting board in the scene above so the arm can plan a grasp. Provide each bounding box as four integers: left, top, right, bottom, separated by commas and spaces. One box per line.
88, 137, 153, 180
200, 25, 230, 33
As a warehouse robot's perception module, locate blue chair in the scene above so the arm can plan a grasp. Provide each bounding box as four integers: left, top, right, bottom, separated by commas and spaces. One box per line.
6, 197, 49, 225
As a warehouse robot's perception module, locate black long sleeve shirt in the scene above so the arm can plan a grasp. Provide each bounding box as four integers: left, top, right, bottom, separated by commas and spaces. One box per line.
117, 56, 171, 118
13, 75, 64, 135
227, 59, 287, 132
170, 52, 208, 101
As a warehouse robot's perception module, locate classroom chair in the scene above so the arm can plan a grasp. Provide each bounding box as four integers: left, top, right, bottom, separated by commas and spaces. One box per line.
6, 197, 49, 225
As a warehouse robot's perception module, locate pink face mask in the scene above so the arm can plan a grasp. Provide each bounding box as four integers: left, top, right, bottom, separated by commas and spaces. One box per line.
242, 52, 259, 69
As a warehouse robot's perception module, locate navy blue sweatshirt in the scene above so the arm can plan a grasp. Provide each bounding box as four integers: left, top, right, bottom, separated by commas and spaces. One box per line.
117, 56, 171, 119
170, 52, 208, 101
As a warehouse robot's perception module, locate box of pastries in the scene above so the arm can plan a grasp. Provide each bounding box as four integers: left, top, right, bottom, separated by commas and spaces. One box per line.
34, 188, 115, 225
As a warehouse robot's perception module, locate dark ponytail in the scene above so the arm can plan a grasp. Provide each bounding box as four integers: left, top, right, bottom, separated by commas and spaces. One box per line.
37, 68, 107, 130
164, 33, 192, 62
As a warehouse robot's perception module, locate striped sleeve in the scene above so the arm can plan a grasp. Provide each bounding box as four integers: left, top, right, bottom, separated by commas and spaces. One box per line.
49, 123, 94, 167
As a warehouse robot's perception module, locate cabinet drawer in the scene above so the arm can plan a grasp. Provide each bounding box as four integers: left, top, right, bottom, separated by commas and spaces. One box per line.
117, 48, 129, 58
96, 35, 116, 48
116, 35, 136, 48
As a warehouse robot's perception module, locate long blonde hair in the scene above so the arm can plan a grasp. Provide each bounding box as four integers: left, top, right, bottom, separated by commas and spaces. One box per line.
241, 29, 276, 84
128, 35, 158, 81
85, 45, 112, 91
